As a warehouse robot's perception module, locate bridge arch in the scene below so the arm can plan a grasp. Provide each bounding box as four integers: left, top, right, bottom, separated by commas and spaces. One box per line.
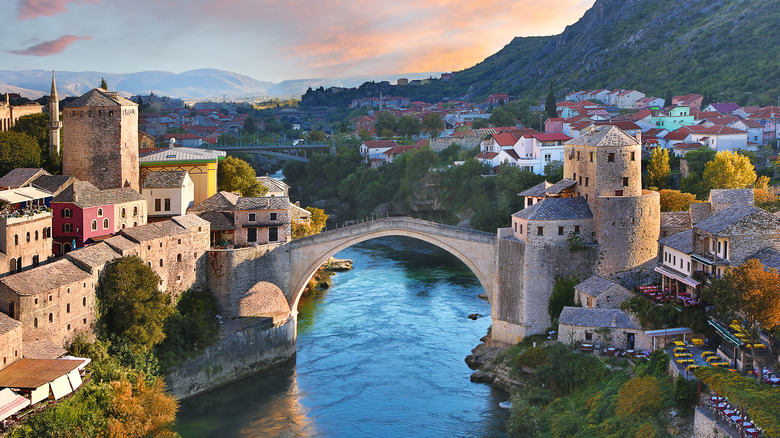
287, 218, 497, 315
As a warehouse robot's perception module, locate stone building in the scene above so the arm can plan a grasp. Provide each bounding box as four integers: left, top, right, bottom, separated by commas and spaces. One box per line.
0, 313, 22, 370
256, 176, 289, 197
492, 125, 661, 346
0, 188, 54, 277
558, 306, 650, 350
0, 259, 96, 346
0, 93, 42, 132
575, 275, 634, 309
62, 89, 140, 191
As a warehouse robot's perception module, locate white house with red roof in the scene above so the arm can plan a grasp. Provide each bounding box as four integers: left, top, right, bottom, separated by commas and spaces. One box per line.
359, 140, 399, 162
728, 119, 764, 145
383, 144, 420, 164
666, 125, 750, 153
672, 94, 704, 110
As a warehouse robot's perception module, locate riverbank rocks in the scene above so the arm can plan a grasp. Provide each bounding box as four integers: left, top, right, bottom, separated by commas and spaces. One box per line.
470, 370, 496, 383
324, 257, 353, 271
468, 313, 481, 320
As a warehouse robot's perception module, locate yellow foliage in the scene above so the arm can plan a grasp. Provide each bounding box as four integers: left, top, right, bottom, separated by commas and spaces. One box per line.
659, 189, 696, 212
755, 175, 770, 190
702, 150, 757, 189
636, 423, 656, 438
754, 188, 777, 209
105, 373, 178, 438
616, 376, 663, 421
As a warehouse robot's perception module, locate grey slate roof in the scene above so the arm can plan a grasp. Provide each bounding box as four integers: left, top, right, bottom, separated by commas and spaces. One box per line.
140, 147, 225, 164
66, 242, 121, 271
0, 259, 91, 296
566, 125, 640, 147
188, 191, 240, 212
518, 181, 551, 197
141, 171, 188, 188
545, 179, 577, 195
171, 214, 210, 231
235, 196, 291, 211
121, 221, 188, 243
575, 275, 623, 297
752, 248, 780, 271
257, 176, 290, 193
694, 204, 771, 235
709, 189, 754, 206
660, 211, 692, 230
31, 175, 74, 196
22, 340, 66, 359
689, 203, 713, 225
659, 229, 693, 254
0, 168, 50, 189
52, 181, 145, 208
558, 306, 641, 330
0, 312, 21, 336
65, 88, 137, 108
195, 211, 237, 231
103, 235, 138, 253
512, 197, 592, 221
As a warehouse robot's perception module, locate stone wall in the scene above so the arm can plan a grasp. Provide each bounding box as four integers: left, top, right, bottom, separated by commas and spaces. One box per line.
557, 323, 651, 350
165, 316, 297, 400
0, 213, 54, 276
596, 191, 660, 276
430, 136, 481, 153
0, 314, 22, 370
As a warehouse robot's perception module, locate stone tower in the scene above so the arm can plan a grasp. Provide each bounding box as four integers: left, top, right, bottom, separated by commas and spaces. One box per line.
48, 71, 62, 156
563, 125, 659, 276
62, 88, 140, 191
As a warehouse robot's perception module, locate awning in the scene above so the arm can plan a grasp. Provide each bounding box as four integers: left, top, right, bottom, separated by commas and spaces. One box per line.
645, 327, 693, 337
0, 187, 52, 204
654, 266, 700, 287
67, 369, 82, 391
0, 388, 31, 421
49, 375, 72, 400
691, 253, 714, 266
29, 384, 49, 405
709, 319, 743, 347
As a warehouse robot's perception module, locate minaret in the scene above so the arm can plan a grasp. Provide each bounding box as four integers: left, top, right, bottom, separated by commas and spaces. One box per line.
48, 71, 62, 156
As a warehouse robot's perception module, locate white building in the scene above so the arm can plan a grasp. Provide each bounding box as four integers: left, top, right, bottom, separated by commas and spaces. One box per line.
141, 171, 195, 220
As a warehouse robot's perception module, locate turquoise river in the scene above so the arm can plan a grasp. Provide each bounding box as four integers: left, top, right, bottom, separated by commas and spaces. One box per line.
176, 236, 509, 437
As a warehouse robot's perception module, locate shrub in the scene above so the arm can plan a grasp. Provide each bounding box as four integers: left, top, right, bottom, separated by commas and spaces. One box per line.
616, 376, 664, 421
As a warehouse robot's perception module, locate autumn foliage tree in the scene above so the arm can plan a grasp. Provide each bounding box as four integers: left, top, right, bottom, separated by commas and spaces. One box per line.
291, 206, 328, 238
217, 156, 268, 197
647, 147, 670, 189
105, 373, 178, 438
705, 259, 780, 383
615, 376, 664, 420
702, 150, 757, 190
659, 189, 697, 212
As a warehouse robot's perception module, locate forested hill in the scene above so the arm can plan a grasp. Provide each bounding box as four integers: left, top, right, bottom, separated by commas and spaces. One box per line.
301, 0, 780, 106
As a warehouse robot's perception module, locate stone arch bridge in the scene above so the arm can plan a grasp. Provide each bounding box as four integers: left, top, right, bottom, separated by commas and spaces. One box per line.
207, 217, 498, 325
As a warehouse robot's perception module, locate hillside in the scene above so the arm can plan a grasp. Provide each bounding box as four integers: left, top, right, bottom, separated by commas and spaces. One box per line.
302, 0, 780, 106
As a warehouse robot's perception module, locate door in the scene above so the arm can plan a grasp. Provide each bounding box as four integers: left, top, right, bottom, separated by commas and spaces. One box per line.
627, 333, 635, 350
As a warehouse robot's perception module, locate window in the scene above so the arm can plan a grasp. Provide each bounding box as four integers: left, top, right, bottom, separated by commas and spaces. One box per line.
62, 208, 72, 218
177, 239, 181, 244
49, 313, 53, 323
49, 294, 52, 302
33, 318, 38, 328
97, 208, 103, 216
589, 152, 593, 162
270, 212, 278, 221
14, 234, 18, 245
614, 190, 623, 196
177, 254, 182, 263
83, 297, 87, 306
164, 198, 171, 211
66, 303, 70, 313
630, 151, 636, 161
519, 224, 523, 234
155, 199, 161, 211
558, 226, 564, 236
9, 259, 16, 274
574, 225, 580, 234
8, 302, 14, 318
121, 223, 126, 229
584, 177, 589, 187
513, 223, 517, 232
249, 213, 256, 222
133, 206, 138, 216
573, 172, 577, 181
159, 259, 164, 267
35, 230, 39, 240
26, 232, 30, 242
247, 228, 258, 243
608, 153, 615, 162
91, 220, 97, 231
577, 151, 581, 160
537, 227, 544, 236
103, 218, 109, 229
585, 332, 593, 341
269, 226, 279, 242
63, 223, 72, 233
622, 177, 629, 187
579, 176, 582, 185
121, 207, 126, 218
32, 255, 39, 267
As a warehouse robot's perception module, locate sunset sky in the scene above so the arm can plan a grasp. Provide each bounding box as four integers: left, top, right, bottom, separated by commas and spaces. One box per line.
5, 0, 595, 82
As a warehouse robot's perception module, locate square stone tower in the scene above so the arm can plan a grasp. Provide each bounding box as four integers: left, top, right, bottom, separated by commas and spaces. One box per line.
63, 89, 139, 191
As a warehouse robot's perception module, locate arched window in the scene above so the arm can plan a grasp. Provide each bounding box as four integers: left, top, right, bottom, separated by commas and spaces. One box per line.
33, 318, 38, 328
26, 232, 30, 242
14, 235, 18, 245
62, 208, 72, 218
35, 230, 39, 240
133, 206, 138, 216
133, 221, 137, 227
147, 261, 151, 268
177, 254, 182, 263
63, 223, 72, 233
121, 223, 126, 229
103, 218, 109, 229
48, 313, 53, 323
121, 207, 126, 218
9, 259, 16, 274
97, 208, 103, 216
66, 303, 70, 313
91, 220, 97, 231
159, 259, 163, 267
82, 297, 87, 307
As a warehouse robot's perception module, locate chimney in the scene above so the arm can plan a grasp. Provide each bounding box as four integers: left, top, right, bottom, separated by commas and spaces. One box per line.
635, 131, 642, 144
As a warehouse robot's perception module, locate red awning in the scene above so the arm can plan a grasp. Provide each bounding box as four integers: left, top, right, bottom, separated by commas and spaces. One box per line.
0, 388, 30, 421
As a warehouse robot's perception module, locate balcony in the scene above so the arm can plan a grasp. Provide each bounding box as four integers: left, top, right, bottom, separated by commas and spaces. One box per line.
0, 206, 53, 225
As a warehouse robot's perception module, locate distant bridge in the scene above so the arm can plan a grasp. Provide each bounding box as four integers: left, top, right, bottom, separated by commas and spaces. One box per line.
213, 143, 333, 162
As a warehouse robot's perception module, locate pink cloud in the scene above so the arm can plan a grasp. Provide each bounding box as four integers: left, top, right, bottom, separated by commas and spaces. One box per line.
17, 0, 100, 20
8, 35, 92, 56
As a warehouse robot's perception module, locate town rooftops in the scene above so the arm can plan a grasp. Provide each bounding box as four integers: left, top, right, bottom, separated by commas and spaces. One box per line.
256, 176, 290, 194
709, 189, 754, 207
361, 140, 399, 149
0, 187, 52, 204
141, 170, 189, 188
52, 181, 144, 208
139, 147, 225, 164
694, 204, 776, 235
235, 196, 290, 211
0, 259, 91, 296
518, 179, 577, 197
121, 221, 189, 243
519, 181, 552, 197
188, 191, 240, 212
660, 229, 694, 254
195, 211, 237, 231
558, 306, 641, 330
512, 197, 592, 221
30, 175, 74, 197
752, 248, 780, 271
0, 358, 84, 390
65, 243, 121, 272
103, 235, 138, 254
689, 203, 714, 225
65, 88, 137, 108
575, 275, 627, 297
567, 125, 639, 147
0, 312, 21, 337
660, 211, 692, 230
709, 102, 741, 114
171, 214, 210, 231
0, 168, 50, 189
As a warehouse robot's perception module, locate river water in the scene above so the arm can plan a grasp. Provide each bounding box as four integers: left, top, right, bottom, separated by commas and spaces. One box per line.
176, 236, 509, 437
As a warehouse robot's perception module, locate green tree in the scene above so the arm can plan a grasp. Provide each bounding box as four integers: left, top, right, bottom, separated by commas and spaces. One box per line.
11, 112, 61, 174
545, 83, 557, 120
488, 107, 516, 128
471, 118, 489, 129
100, 77, 108, 90
664, 90, 672, 107
702, 150, 757, 190
647, 147, 670, 189
373, 112, 397, 136
544, 160, 563, 182
616, 376, 664, 420
705, 259, 780, 383
683, 146, 717, 177
421, 113, 444, 137
217, 156, 268, 196
242, 116, 259, 134
358, 129, 372, 141
0, 131, 41, 176
548, 276, 579, 321
308, 130, 327, 142
97, 257, 173, 351
397, 115, 421, 137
